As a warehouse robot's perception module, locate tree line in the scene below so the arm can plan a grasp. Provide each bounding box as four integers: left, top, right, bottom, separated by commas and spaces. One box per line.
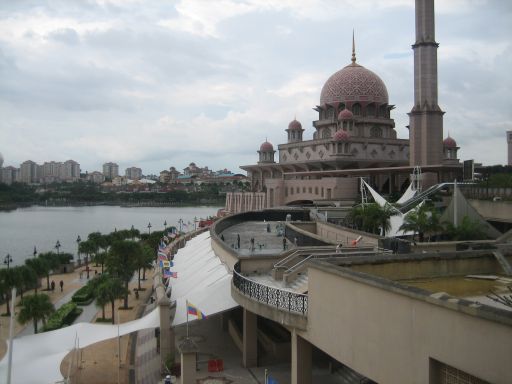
0, 226, 164, 333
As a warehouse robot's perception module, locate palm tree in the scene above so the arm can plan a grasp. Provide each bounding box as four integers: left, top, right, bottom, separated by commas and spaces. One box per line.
95, 277, 127, 324
137, 244, 155, 289
18, 265, 38, 299
25, 257, 48, 294
400, 204, 444, 242
17, 293, 55, 333
38, 252, 61, 290
0, 268, 18, 315
106, 240, 141, 309
347, 203, 398, 235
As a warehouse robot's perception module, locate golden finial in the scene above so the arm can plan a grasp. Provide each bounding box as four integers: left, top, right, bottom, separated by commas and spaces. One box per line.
351, 29, 356, 64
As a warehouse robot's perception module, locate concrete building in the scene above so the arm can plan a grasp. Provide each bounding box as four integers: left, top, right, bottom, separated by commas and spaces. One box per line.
125, 166, 142, 180
20, 160, 39, 184
507, 130, 512, 165
61, 160, 80, 181
226, 0, 461, 214
1, 166, 19, 185
85, 171, 105, 184
102, 162, 119, 180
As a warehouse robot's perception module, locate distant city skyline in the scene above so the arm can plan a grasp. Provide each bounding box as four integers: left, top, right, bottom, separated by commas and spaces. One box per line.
0, 1, 510, 173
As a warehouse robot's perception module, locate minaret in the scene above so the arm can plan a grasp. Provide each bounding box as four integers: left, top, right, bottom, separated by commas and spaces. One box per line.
408, 0, 444, 183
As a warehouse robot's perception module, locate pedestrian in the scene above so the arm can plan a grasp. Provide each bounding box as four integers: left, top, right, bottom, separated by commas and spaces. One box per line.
164, 374, 172, 384
266, 223, 271, 233
336, 243, 343, 254
221, 234, 225, 241
59, 280, 64, 292
294, 237, 298, 246
250, 237, 255, 252
51, 280, 55, 292
79, 270, 83, 279
283, 237, 287, 250
237, 234, 240, 249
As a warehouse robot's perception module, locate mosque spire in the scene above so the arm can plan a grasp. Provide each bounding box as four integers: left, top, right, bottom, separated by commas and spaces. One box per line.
351, 29, 356, 64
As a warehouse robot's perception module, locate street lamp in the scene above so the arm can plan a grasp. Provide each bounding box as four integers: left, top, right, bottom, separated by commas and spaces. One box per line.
55, 240, 61, 255
3, 254, 13, 269
178, 218, 183, 233
76, 235, 82, 265
33, 246, 37, 258
194, 216, 198, 231
147, 222, 152, 235
164, 220, 167, 230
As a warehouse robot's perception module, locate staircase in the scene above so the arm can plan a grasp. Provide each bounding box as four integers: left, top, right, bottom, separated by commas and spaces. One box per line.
288, 273, 308, 293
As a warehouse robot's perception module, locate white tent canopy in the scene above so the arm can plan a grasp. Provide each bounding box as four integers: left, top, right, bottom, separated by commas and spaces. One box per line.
0, 307, 160, 384
166, 231, 238, 326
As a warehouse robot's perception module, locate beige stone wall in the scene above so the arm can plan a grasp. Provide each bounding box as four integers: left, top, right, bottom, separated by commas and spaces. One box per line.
468, 199, 512, 222
282, 177, 358, 204
302, 266, 512, 384
315, 221, 381, 246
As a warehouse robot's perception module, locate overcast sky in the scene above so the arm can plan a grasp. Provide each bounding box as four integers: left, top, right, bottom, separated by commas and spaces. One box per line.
0, 0, 510, 175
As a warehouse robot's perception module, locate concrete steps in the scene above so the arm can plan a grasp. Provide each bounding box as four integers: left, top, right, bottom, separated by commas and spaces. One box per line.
288, 273, 308, 293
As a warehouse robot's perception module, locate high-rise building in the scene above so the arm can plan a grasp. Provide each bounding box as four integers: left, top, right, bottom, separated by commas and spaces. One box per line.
125, 166, 142, 180
1, 166, 19, 185
507, 130, 512, 165
20, 160, 39, 184
102, 162, 119, 180
86, 171, 105, 184
61, 160, 80, 181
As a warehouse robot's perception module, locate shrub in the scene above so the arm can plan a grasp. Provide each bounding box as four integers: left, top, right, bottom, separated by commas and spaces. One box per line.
43, 302, 80, 332
72, 285, 93, 305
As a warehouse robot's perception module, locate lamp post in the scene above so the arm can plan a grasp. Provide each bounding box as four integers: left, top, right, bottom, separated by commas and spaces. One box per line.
76, 235, 82, 265
194, 216, 198, 231
3, 254, 13, 269
55, 240, 61, 255
131, 224, 135, 240
33, 246, 37, 258
164, 220, 167, 230
147, 222, 152, 235
178, 218, 183, 233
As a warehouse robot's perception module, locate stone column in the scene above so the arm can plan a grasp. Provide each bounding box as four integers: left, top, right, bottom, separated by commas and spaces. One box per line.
179, 338, 198, 384
243, 308, 257, 367
154, 277, 175, 373
291, 329, 312, 384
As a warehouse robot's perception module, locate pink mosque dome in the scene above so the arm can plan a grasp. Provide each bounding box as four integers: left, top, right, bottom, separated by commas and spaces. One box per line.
320, 44, 389, 106
443, 136, 457, 148
338, 108, 354, 120
288, 119, 303, 130
333, 130, 350, 142
260, 141, 274, 151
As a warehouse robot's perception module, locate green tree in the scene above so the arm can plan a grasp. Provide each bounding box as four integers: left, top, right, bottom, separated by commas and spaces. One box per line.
400, 204, 444, 242
445, 215, 487, 241
347, 203, 398, 236
0, 268, 18, 315
38, 252, 61, 290
17, 293, 55, 333
106, 240, 141, 309
137, 244, 155, 289
95, 277, 127, 324
17, 265, 37, 300
25, 257, 48, 294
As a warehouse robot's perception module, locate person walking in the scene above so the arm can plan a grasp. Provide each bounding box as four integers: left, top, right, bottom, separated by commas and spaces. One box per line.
283, 237, 287, 250
237, 234, 241, 249
59, 280, 64, 292
51, 280, 55, 292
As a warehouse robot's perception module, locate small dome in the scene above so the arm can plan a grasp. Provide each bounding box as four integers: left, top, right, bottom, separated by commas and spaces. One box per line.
288, 119, 303, 130
443, 136, 457, 148
333, 130, 350, 142
338, 108, 354, 121
260, 141, 274, 151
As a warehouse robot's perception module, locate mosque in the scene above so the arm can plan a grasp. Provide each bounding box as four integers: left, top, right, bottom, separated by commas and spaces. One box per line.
226, 8, 462, 213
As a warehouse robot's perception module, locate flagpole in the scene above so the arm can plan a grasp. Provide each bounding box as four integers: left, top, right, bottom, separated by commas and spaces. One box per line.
186, 301, 189, 339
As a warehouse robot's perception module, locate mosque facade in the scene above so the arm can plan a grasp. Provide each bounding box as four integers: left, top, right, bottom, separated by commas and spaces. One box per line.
226, 0, 460, 214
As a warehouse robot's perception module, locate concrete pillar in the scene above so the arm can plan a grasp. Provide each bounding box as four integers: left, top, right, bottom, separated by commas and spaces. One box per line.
243, 308, 257, 367
179, 338, 198, 384
157, 293, 173, 371
291, 329, 312, 384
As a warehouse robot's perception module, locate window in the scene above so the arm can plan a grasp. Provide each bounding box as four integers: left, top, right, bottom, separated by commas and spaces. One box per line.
366, 103, 375, 117
370, 126, 383, 138
353, 103, 361, 116
322, 128, 331, 139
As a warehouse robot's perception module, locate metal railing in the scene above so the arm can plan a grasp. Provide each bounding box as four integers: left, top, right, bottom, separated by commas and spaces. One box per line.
233, 262, 308, 316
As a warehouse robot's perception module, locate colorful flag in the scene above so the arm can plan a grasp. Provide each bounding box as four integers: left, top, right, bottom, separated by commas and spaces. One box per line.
162, 260, 170, 268
164, 269, 178, 278
186, 300, 206, 319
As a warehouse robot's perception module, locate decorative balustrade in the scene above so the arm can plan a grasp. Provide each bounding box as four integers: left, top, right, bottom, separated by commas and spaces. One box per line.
233, 262, 308, 316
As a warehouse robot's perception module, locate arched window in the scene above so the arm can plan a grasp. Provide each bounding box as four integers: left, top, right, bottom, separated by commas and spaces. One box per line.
379, 105, 387, 117
327, 107, 334, 119
353, 103, 361, 116
370, 126, 383, 138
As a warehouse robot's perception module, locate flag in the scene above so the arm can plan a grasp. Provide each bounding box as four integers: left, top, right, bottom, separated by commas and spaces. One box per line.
162, 260, 170, 268
164, 269, 178, 278
163, 236, 169, 242
158, 250, 168, 258
170, 233, 177, 239
186, 300, 206, 319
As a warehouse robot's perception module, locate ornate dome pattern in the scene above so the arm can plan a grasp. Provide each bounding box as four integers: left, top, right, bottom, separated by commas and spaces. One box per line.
443, 136, 457, 148
260, 141, 274, 151
288, 119, 303, 130
320, 63, 389, 105
333, 130, 350, 142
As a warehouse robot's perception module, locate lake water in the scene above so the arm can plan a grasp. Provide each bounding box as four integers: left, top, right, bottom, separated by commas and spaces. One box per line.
0, 205, 220, 267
